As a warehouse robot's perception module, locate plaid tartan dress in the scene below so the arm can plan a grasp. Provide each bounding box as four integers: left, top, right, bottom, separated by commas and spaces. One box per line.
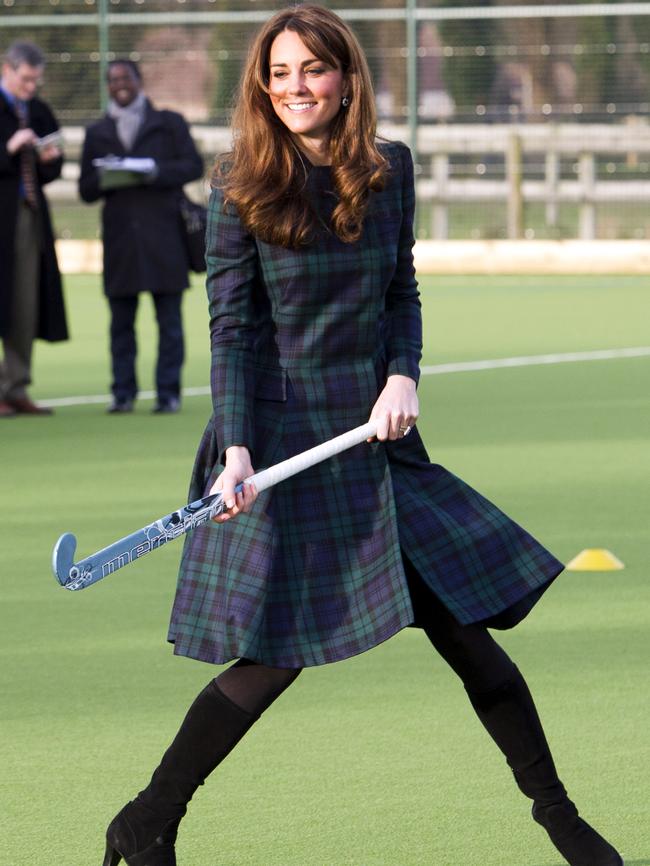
168, 142, 563, 668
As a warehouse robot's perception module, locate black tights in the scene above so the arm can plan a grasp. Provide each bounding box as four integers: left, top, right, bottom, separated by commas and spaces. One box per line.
420, 590, 516, 693
216, 657, 302, 716
215, 572, 516, 715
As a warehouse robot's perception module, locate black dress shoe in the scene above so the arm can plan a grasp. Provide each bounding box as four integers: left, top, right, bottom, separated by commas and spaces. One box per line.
152, 397, 180, 414
107, 399, 134, 414
8, 396, 53, 415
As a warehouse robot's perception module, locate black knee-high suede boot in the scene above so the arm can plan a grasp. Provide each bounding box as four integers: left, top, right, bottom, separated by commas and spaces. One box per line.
465, 667, 623, 866
102, 681, 257, 866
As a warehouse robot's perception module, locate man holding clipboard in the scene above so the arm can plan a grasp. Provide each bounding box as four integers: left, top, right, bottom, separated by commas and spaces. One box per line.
0, 41, 68, 417
79, 59, 203, 415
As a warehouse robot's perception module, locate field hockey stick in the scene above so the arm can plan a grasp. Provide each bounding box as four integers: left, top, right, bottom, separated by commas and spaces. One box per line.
52, 419, 378, 592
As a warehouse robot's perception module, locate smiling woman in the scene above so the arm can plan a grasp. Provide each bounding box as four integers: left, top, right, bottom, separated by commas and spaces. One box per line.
267, 29, 347, 164
216, 3, 388, 248
97, 7, 624, 866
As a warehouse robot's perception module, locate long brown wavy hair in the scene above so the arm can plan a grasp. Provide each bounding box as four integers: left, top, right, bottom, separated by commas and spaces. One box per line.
214, 4, 389, 248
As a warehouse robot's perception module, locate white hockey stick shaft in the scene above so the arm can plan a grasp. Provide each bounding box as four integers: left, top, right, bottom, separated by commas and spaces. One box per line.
245, 420, 377, 492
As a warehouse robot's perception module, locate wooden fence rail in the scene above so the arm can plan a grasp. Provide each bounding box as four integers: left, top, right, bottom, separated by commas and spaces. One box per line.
397, 122, 650, 239
52, 122, 650, 240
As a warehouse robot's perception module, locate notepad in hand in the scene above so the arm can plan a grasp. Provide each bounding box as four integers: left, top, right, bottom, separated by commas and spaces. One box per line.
93, 156, 157, 190
35, 130, 63, 153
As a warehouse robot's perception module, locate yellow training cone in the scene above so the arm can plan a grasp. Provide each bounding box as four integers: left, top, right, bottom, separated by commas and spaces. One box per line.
565, 549, 624, 571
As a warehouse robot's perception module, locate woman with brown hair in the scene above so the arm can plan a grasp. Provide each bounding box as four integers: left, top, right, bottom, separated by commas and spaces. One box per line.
102, 6, 622, 865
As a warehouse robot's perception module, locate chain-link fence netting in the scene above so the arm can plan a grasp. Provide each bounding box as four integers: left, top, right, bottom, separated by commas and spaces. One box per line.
3, 0, 650, 241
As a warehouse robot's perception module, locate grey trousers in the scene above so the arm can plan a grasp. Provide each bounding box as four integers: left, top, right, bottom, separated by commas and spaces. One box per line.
0, 201, 41, 401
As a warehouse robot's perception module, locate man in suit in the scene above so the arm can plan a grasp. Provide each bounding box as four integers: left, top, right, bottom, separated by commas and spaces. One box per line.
79, 59, 204, 414
0, 41, 68, 417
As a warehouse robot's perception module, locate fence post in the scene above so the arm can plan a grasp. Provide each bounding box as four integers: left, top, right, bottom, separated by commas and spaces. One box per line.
432, 153, 449, 239
545, 149, 559, 230
506, 132, 523, 239
578, 152, 596, 239
98, 0, 110, 112
406, 0, 418, 233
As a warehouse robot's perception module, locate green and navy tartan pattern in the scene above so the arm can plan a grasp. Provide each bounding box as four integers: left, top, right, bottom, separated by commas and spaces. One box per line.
168, 143, 563, 668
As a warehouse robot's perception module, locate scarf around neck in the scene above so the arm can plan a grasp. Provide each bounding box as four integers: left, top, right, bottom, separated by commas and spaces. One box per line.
107, 91, 147, 151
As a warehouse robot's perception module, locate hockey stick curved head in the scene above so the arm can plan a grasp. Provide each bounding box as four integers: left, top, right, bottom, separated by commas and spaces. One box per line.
52, 533, 78, 586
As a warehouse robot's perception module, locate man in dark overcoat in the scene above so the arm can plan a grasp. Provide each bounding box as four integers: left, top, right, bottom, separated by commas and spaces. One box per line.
0, 41, 68, 418
79, 59, 204, 414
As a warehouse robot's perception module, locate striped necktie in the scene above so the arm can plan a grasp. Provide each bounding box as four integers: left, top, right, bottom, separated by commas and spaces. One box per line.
15, 101, 38, 209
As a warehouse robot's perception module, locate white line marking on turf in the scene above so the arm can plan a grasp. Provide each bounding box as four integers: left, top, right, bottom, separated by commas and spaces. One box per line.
43, 347, 650, 408
420, 346, 650, 375
44, 386, 209, 408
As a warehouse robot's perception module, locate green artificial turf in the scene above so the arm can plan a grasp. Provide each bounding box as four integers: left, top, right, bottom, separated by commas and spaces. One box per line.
1, 275, 648, 865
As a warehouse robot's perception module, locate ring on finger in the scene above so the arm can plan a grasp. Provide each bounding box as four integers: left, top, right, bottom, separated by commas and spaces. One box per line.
399, 425, 411, 436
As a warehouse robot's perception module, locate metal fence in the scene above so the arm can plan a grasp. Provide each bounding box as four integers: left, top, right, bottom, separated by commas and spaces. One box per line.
3, 1, 650, 240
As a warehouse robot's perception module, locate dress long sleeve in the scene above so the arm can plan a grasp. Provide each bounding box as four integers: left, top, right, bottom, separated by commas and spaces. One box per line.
384, 144, 422, 384
206, 187, 264, 463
